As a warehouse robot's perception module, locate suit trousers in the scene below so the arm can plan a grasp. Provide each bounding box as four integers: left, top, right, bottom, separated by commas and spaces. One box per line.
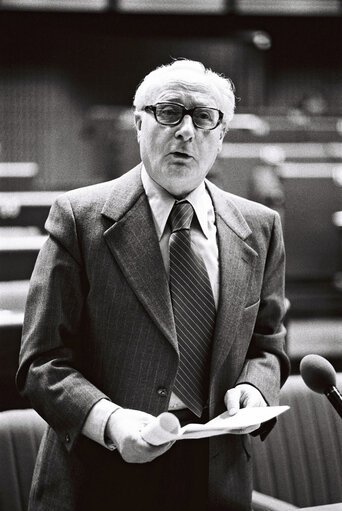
79, 409, 209, 511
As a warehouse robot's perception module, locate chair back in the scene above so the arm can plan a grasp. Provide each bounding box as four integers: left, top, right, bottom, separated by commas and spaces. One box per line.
252, 373, 342, 508
0, 408, 46, 511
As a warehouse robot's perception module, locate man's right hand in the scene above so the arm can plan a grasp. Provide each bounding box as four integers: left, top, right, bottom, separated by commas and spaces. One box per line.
105, 408, 174, 464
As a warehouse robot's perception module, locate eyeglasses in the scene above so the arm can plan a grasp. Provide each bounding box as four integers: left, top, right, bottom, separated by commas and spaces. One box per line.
144, 102, 223, 130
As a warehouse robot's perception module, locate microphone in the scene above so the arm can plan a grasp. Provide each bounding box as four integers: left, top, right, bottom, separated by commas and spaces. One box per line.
300, 354, 342, 419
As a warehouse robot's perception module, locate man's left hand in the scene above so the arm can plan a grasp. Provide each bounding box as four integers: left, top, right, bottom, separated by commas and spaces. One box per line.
224, 384, 267, 434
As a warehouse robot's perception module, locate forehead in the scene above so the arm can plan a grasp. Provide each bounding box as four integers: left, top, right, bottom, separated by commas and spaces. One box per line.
147, 77, 221, 109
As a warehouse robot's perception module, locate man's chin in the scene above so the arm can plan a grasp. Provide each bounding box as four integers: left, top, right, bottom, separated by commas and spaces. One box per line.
153, 164, 201, 197
163, 180, 198, 199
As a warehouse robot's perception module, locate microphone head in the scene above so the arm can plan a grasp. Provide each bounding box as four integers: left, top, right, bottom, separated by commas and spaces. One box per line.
300, 354, 336, 394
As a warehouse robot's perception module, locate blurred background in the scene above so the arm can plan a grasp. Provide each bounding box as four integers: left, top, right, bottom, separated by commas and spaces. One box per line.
0, 0, 341, 410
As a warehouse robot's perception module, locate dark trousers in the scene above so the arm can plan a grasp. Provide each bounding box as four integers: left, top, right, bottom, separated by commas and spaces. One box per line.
81, 408, 209, 511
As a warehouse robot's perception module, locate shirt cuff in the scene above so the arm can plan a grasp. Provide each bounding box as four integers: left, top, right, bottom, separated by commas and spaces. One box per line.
82, 398, 121, 451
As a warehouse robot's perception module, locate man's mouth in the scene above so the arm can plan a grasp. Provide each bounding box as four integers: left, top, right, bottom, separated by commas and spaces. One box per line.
171, 152, 192, 160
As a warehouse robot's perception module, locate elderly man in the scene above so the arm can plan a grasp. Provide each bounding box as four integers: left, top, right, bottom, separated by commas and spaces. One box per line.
17, 59, 289, 511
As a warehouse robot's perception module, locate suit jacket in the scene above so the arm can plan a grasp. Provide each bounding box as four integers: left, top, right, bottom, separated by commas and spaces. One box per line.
17, 164, 289, 510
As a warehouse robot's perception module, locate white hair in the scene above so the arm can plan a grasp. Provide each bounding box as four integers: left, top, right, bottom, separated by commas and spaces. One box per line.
133, 59, 236, 131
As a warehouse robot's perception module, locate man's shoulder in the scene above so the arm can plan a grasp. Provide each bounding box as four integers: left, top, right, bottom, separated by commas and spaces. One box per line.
207, 179, 277, 220
63, 179, 116, 206
226, 191, 276, 219
56, 165, 142, 210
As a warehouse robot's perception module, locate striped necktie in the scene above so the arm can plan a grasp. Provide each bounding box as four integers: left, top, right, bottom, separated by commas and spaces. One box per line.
169, 200, 216, 417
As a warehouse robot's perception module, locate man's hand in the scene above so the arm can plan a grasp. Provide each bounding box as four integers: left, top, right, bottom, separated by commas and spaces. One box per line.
224, 384, 267, 434
105, 408, 174, 464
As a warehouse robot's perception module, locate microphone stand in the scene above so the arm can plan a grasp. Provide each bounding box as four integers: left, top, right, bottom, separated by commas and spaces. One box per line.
325, 386, 342, 418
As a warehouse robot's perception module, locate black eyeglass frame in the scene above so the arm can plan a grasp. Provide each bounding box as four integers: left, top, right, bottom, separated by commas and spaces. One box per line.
144, 102, 224, 130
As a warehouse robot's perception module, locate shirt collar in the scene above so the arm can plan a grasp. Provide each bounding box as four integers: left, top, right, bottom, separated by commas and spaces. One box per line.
141, 165, 212, 240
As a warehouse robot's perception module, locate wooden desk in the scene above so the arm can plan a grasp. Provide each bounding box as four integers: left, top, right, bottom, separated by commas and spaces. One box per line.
0, 310, 27, 410
0, 234, 47, 280
300, 504, 342, 510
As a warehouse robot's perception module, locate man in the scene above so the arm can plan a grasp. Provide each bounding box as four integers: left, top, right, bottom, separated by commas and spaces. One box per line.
17, 59, 289, 511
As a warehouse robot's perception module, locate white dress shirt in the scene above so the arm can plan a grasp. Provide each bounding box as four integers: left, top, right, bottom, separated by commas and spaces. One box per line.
82, 166, 220, 448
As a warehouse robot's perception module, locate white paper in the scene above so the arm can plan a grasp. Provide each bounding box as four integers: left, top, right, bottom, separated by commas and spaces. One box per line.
141, 406, 290, 445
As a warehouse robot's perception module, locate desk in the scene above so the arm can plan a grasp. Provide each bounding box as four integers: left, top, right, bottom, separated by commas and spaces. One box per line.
0, 234, 47, 280
300, 504, 342, 510
0, 310, 27, 410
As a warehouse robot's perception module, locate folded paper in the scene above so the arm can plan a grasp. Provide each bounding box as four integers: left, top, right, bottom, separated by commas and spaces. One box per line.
142, 406, 290, 446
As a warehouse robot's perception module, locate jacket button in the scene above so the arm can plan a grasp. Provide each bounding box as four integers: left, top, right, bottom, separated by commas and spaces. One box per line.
157, 387, 168, 397
65, 433, 71, 443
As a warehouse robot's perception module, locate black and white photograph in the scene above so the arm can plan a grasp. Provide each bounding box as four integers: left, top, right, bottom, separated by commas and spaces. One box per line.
0, 1, 341, 510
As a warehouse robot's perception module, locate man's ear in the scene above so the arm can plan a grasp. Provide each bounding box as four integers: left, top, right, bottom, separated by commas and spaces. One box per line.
134, 112, 142, 143
217, 126, 225, 154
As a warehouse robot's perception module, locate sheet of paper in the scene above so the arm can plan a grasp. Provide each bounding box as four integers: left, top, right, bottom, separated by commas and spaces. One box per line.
179, 406, 290, 440
141, 406, 290, 445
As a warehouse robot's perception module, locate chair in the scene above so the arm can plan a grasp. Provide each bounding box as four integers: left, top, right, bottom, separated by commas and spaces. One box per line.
0, 408, 46, 511
252, 373, 342, 509
1, 375, 341, 511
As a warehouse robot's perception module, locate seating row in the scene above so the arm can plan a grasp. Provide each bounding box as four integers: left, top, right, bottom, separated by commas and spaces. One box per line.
1, 374, 341, 510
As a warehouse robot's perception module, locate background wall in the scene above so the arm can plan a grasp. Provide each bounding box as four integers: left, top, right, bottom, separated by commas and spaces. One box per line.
1, 12, 342, 190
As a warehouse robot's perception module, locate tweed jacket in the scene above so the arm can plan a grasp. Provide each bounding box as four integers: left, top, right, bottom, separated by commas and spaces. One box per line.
17, 164, 289, 510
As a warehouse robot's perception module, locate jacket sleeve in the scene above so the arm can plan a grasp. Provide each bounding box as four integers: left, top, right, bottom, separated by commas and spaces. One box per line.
16, 194, 109, 452
237, 211, 290, 438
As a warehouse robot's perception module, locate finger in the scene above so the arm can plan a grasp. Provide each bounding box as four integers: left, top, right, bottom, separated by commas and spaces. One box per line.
145, 438, 175, 453
157, 440, 175, 454
224, 387, 241, 416
241, 392, 262, 408
229, 423, 261, 435
236, 384, 267, 408
121, 435, 168, 463
138, 439, 175, 463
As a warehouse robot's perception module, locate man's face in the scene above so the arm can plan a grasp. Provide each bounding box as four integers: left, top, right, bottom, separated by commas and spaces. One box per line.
135, 80, 225, 198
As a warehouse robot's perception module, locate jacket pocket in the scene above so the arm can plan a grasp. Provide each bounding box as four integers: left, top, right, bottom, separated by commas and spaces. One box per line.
241, 299, 260, 334
244, 298, 260, 311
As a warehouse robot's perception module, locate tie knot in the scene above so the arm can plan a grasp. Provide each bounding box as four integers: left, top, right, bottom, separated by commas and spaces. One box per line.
169, 201, 194, 232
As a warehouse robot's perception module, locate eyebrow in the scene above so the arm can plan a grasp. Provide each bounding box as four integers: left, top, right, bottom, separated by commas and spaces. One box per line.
156, 100, 216, 108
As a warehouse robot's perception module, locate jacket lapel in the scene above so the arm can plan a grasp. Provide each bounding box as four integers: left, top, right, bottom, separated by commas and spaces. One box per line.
100, 169, 258, 366
101, 166, 178, 353
206, 181, 259, 380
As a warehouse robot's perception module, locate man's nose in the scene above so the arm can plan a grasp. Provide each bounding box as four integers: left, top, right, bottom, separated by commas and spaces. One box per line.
175, 114, 195, 141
